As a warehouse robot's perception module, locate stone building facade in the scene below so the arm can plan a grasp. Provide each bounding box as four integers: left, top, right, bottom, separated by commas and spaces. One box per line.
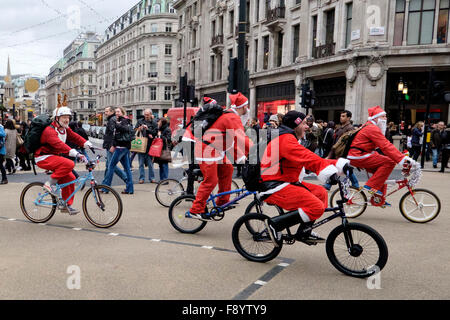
95, 0, 178, 124
174, 0, 450, 125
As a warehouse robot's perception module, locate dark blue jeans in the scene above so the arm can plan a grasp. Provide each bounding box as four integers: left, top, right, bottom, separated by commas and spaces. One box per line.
155, 162, 169, 181
102, 148, 134, 193
104, 150, 128, 182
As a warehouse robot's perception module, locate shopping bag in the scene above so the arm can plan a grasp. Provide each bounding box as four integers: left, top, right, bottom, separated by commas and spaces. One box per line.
148, 137, 163, 157
130, 132, 148, 153
155, 148, 172, 163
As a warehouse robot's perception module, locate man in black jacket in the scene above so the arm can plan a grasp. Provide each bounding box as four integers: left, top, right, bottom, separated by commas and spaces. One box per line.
103, 107, 128, 183
134, 108, 158, 183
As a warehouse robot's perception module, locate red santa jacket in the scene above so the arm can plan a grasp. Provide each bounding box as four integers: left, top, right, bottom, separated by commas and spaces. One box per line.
34, 121, 87, 162
260, 128, 342, 186
348, 121, 404, 163
182, 110, 252, 163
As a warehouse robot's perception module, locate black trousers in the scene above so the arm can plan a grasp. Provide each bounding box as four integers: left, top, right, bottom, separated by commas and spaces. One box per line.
0, 155, 7, 180
441, 149, 450, 171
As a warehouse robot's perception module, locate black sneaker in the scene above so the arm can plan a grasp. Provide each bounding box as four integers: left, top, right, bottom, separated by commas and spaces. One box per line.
187, 211, 212, 221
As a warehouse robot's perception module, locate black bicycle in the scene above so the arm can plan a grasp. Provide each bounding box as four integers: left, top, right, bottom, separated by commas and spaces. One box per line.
232, 176, 388, 278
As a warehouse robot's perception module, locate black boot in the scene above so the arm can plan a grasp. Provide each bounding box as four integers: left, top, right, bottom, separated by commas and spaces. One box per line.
1, 179, 8, 185
269, 211, 302, 232
295, 221, 325, 244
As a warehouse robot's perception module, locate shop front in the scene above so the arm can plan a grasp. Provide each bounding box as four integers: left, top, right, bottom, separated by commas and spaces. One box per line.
311, 76, 346, 123
255, 81, 295, 125
385, 71, 450, 126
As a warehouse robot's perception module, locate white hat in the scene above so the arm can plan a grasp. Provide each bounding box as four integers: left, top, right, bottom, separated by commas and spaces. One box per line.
54, 107, 72, 117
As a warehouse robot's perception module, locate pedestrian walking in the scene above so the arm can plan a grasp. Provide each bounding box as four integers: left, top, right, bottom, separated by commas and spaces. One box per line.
102, 107, 134, 194
4, 120, 17, 174
410, 121, 424, 161
439, 124, 450, 173
135, 108, 158, 184
431, 121, 445, 168
153, 117, 172, 181
102, 107, 128, 185
322, 120, 335, 158
0, 122, 8, 184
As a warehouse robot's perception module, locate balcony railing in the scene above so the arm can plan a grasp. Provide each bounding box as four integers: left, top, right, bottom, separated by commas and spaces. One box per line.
211, 34, 224, 46
266, 6, 286, 23
148, 72, 158, 78
312, 43, 336, 59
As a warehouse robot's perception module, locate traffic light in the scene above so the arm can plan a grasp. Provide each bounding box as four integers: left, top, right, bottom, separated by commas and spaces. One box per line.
300, 83, 315, 109
187, 85, 196, 103
227, 57, 238, 93
179, 74, 187, 102
433, 80, 446, 99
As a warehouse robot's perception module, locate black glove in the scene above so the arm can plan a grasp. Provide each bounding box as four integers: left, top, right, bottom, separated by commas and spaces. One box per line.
343, 163, 354, 176
327, 173, 339, 186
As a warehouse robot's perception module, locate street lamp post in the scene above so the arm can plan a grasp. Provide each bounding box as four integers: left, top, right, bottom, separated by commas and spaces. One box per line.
397, 78, 404, 134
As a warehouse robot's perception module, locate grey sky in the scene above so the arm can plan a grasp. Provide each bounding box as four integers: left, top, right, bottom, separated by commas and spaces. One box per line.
0, 0, 138, 77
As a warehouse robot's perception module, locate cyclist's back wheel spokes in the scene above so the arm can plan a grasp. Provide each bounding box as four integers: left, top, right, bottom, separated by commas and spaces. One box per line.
399, 188, 441, 223
232, 213, 282, 263
20, 182, 57, 223
168, 195, 207, 234
155, 178, 185, 207
326, 222, 388, 278
82, 185, 122, 228
244, 200, 284, 234
330, 186, 367, 218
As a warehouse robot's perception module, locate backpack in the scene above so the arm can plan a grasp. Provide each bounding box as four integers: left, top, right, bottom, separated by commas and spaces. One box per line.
331, 124, 369, 158
23, 114, 53, 155
242, 128, 294, 192
189, 103, 229, 137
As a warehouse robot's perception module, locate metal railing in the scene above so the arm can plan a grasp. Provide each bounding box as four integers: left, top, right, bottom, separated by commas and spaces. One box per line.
266, 6, 286, 23
312, 43, 335, 59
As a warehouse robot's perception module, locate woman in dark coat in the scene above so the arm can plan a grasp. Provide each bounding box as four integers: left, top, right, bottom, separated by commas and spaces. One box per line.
153, 117, 172, 181
410, 121, 424, 161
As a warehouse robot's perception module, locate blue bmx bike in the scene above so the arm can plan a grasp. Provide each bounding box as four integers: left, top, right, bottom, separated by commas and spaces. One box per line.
19, 152, 123, 228
168, 186, 256, 234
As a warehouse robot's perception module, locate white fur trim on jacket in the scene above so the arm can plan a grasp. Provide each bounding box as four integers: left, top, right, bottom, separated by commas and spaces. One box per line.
336, 158, 350, 175
69, 149, 79, 158
298, 208, 310, 223
317, 165, 338, 184
368, 111, 386, 121
257, 182, 289, 199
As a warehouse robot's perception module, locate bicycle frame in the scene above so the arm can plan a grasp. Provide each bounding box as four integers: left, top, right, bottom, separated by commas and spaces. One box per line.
35, 170, 97, 207
207, 188, 256, 209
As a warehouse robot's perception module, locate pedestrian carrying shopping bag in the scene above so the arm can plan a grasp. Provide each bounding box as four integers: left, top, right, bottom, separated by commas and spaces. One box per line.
130, 131, 148, 153
148, 137, 163, 157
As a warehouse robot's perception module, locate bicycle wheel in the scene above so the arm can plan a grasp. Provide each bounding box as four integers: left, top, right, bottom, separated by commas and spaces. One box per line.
20, 182, 57, 223
82, 185, 123, 228
330, 187, 367, 218
155, 179, 185, 207
168, 195, 207, 234
326, 222, 388, 278
244, 200, 284, 234
232, 213, 282, 263
399, 188, 441, 223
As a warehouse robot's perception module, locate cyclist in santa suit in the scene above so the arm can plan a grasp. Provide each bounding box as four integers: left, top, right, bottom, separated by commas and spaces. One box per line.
347, 105, 417, 205
259, 111, 351, 244
182, 92, 252, 220
34, 106, 92, 215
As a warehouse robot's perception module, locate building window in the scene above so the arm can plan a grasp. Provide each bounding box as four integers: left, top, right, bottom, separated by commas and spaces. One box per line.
438, 0, 450, 43
211, 56, 215, 82
88, 74, 93, 83
407, 0, 436, 45
325, 9, 335, 45
254, 39, 259, 71
165, 44, 172, 55
265, 0, 271, 19
166, 23, 172, 32
312, 15, 317, 56
150, 62, 157, 73
88, 101, 95, 109
394, 0, 406, 46
292, 24, 300, 63
149, 86, 157, 100
229, 10, 234, 35
276, 31, 283, 67
88, 62, 93, 69
217, 53, 222, 80
345, 2, 353, 48
79, 101, 84, 109
256, 0, 260, 22
165, 62, 172, 75
164, 86, 172, 100
151, 44, 158, 55
263, 35, 269, 69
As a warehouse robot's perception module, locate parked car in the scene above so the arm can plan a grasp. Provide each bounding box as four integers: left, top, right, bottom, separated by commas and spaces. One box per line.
82, 124, 91, 133
89, 126, 97, 138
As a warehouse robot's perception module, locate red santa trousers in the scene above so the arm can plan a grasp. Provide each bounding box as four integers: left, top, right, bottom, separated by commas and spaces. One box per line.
36, 155, 76, 206
190, 162, 234, 214
350, 153, 396, 193
264, 182, 328, 222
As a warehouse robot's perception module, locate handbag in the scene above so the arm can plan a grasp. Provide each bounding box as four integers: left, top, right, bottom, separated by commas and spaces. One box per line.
148, 137, 163, 157
157, 148, 172, 163
16, 134, 24, 147
130, 131, 148, 153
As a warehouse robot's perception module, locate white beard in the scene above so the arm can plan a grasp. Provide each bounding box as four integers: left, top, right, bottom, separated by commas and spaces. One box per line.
377, 119, 387, 134
240, 109, 250, 126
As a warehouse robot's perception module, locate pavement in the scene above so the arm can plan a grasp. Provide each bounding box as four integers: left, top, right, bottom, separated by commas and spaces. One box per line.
0, 139, 449, 300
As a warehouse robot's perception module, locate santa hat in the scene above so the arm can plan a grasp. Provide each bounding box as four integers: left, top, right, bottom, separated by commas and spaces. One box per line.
203, 96, 217, 105
229, 92, 248, 109
368, 106, 386, 121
